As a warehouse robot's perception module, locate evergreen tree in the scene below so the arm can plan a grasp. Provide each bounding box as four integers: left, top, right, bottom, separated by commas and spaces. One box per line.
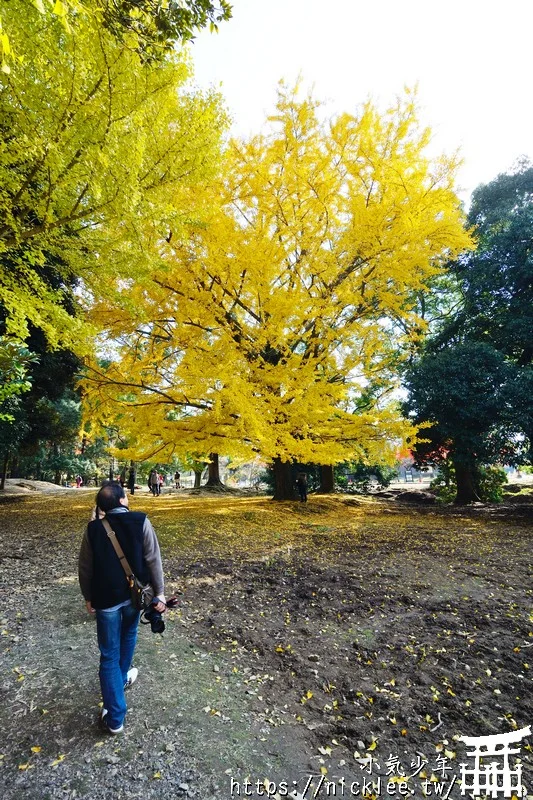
405, 164, 533, 502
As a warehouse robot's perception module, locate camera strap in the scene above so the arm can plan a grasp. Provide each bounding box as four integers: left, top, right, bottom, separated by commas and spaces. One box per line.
102, 518, 135, 585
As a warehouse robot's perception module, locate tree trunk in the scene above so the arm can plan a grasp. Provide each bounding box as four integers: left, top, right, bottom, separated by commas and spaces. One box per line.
194, 470, 202, 489
204, 453, 224, 487
272, 458, 297, 500
319, 465, 335, 493
1, 454, 8, 490
454, 461, 479, 505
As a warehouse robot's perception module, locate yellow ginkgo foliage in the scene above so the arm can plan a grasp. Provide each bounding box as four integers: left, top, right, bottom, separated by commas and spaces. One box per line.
83, 85, 472, 497
0, 0, 227, 350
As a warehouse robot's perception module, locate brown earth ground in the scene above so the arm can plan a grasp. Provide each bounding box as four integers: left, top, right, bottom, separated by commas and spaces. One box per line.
0, 490, 532, 800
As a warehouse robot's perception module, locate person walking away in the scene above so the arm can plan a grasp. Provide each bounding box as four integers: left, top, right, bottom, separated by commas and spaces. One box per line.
127, 466, 136, 495
174, 470, 181, 489
75, 475, 83, 488
296, 472, 308, 502
78, 482, 166, 734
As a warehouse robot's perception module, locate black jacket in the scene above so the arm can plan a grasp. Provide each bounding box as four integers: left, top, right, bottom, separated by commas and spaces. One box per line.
85, 511, 151, 610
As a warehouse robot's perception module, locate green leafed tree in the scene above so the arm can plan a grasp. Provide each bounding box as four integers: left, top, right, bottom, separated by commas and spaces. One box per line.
0, 338, 36, 420
404, 163, 533, 502
403, 340, 525, 504
451, 162, 533, 366
0, 336, 36, 486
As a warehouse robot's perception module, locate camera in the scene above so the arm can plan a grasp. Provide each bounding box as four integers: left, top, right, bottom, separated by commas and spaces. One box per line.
141, 595, 179, 635
142, 604, 165, 634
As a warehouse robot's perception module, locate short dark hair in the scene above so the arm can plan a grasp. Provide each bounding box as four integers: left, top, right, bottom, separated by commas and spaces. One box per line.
96, 481, 125, 512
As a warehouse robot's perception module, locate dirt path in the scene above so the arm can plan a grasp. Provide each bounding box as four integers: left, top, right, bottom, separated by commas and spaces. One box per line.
1, 493, 532, 799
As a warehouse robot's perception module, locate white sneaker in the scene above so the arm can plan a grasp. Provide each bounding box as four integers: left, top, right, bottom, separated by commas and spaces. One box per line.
100, 708, 124, 734
124, 667, 138, 689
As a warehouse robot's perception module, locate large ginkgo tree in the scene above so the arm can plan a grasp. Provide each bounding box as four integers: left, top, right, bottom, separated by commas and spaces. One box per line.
83, 86, 471, 498
0, 0, 227, 349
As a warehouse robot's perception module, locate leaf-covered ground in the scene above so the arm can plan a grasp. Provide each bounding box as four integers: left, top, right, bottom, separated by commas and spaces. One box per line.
0, 490, 532, 799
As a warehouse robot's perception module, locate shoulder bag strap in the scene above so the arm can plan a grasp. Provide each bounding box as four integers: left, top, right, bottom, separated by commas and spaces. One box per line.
101, 517, 135, 581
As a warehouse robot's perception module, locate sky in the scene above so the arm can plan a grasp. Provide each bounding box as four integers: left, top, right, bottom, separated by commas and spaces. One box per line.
189, 0, 533, 205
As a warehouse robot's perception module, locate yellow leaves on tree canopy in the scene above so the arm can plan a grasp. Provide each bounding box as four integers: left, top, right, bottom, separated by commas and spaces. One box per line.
0, 0, 228, 350
83, 85, 472, 466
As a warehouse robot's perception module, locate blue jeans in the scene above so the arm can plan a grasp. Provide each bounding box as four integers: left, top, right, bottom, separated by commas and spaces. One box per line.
95, 602, 140, 729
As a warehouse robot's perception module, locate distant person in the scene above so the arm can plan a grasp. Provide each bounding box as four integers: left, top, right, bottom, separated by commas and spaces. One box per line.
149, 469, 159, 496
158, 473, 164, 493
174, 470, 181, 489
75, 475, 83, 489
78, 481, 165, 734
127, 466, 136, 495
296, 472, 308, 502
